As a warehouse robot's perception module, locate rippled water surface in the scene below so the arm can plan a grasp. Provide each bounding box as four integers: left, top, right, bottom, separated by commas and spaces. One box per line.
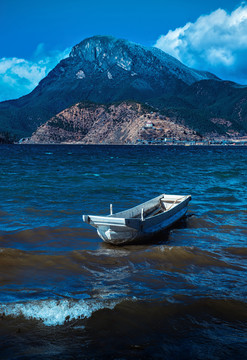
0, 145, 246, 359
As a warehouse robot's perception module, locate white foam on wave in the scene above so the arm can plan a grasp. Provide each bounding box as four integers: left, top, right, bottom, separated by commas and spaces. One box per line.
1, 298, 117, 326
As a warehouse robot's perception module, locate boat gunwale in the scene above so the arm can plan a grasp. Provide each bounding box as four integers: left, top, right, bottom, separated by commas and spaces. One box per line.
83, 194, 191, 229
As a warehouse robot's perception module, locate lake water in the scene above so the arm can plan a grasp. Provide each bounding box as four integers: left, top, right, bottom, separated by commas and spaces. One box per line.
0, 145, 246, 359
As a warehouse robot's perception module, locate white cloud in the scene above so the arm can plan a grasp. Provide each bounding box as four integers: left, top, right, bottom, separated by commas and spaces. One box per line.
0, 45, 70, 101
155, 3, 247, 84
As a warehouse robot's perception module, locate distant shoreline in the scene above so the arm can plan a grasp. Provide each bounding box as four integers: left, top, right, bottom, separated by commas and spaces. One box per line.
9, 142, 247, 146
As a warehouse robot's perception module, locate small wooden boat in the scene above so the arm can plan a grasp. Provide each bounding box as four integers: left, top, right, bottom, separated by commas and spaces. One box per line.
82, 194, 191, 245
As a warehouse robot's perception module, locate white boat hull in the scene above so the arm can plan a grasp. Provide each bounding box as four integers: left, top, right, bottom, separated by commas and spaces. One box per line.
83, 194, 191, 245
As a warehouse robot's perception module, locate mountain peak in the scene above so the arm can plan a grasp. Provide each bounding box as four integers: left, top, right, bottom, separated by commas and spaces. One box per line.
69, 35, 217, 83
70, 35, 131, 57
69, 35, 136, 71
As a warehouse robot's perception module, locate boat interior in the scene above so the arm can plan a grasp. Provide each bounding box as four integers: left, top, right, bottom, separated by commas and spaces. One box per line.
111, 194, 186, 220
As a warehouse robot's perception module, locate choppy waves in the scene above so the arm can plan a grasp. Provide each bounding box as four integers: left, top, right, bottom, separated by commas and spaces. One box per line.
0, 242, 246, 328
1, 298, 118, 326
0, 145, 246, 358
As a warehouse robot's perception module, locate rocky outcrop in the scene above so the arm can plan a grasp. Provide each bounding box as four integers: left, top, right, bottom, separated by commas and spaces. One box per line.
24, 101, 200, 144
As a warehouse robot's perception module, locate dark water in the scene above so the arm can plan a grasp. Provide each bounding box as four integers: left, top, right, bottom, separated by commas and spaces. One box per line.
0, 144, 246, 359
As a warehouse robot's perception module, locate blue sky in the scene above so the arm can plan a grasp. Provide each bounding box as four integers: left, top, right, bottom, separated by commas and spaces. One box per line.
0, 0, 246, 100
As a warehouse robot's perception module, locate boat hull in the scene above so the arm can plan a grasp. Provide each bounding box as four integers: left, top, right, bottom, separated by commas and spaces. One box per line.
83, 194, 191, 245
96, 204, 189, 245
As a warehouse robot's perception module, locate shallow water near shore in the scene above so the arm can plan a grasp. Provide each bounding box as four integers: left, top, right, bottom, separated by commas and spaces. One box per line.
0, 144, 246, 359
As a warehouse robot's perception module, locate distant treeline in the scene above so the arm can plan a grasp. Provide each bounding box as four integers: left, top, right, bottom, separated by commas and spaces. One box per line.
0, 132, 16, 144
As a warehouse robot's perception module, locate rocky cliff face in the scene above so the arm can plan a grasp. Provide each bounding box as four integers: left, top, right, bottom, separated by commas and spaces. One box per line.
69, 35, 217, 85
24, 101, 200, 144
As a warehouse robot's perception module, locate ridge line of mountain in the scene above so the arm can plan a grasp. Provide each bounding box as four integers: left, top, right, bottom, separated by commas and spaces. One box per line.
0, 35, 246, 143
